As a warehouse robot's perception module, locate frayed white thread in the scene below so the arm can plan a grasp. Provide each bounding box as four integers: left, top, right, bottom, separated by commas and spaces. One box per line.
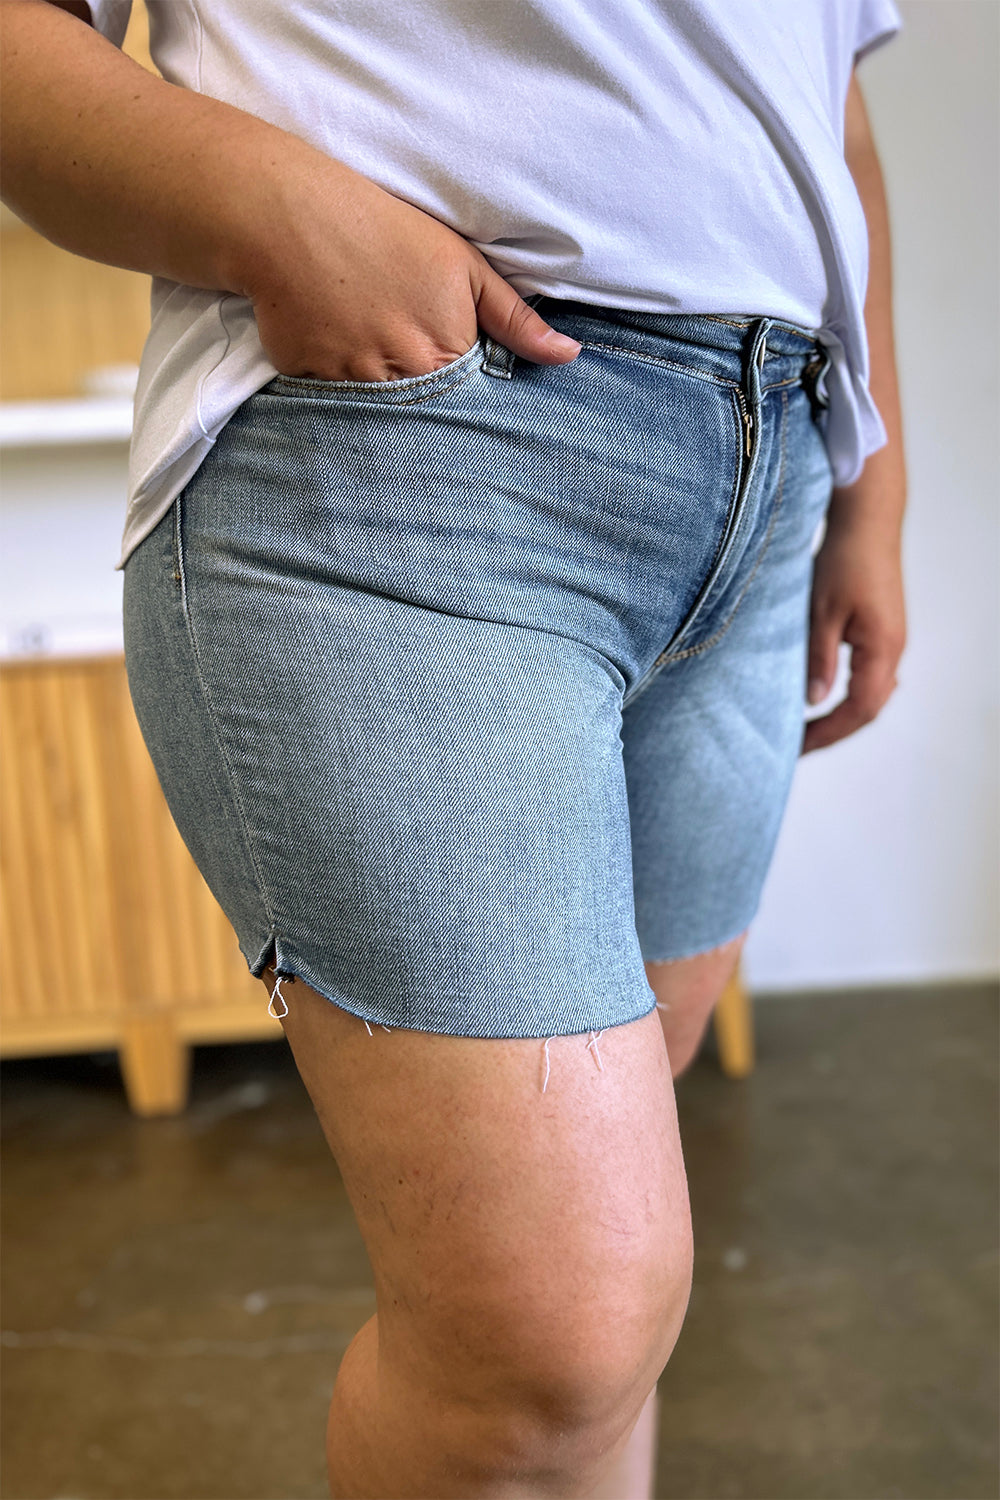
655, 1000, 672, 1012
380, 1025, 392, 1032
267, 975, 290, 1019
586, 1029, 605, 1072
541, 1036, 557, 1094
363, 1020, 373, 1036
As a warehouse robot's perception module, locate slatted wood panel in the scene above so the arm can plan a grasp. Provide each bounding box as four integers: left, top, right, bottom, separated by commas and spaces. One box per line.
0, 655, 281, 1113
0, 233, 152, 402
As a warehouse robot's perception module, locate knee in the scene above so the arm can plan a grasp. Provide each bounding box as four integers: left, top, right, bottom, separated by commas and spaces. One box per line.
435, 1232, 693, 1485
524, 1263, 689, 1433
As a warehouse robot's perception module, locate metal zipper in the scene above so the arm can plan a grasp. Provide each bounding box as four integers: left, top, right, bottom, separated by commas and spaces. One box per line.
734, 334, 766, 459
734, 383, 753, 458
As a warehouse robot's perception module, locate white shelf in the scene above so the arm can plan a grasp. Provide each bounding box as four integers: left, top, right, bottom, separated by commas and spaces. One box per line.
0, 398, 133, 447
1, 618, 125, 661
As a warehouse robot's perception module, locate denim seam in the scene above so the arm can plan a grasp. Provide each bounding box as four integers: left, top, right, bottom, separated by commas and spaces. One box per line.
579, 340, 739, 387
660, 387, 789, 667
173, 491, 278, 937
267, 346, 482, 405
580, 339, 812, 396
669, 383, 746, 644
621, 386, 744, 711
698, 312, 820, 343
170, 499, 181, 587
644, 928, 749, 966
697, 314, 753, 328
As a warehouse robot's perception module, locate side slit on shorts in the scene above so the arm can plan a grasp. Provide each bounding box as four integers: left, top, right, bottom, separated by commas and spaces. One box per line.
123, 296, 834, 1040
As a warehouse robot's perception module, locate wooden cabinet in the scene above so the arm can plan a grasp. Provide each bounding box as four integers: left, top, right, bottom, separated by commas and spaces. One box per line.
0, 654, 283, 1116
0, 0, 157, 402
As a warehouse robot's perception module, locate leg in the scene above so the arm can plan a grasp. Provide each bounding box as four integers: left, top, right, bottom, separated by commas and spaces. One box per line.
585, 1384, 659, 1500
644, 932, 749, 1081
264, 965, 693, 1499
622, 365, 837, 1095
584, 935, 745, 1500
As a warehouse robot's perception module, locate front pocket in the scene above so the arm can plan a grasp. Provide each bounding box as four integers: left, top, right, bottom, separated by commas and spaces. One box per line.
265, 335, 485, 406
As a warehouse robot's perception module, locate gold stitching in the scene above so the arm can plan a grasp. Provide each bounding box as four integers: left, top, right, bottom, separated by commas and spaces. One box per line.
580, 340, 739, 387
580, 339, 813, 395
268, 345, 482, 405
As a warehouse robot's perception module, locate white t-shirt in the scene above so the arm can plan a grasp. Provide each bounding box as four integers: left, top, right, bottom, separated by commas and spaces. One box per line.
87, 0, 903, 571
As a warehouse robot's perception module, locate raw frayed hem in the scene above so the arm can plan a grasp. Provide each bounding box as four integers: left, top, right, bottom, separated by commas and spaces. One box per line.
262, 966, 394, 1030
642, 927, 750, 969
266, 972, 607, 1095
255, 931, 649, 1092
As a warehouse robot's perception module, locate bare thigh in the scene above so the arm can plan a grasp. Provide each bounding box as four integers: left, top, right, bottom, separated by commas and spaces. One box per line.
264, 967, 691, 1419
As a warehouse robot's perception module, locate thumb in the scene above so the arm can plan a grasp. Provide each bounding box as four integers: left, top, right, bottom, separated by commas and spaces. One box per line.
473, 264, 582, 366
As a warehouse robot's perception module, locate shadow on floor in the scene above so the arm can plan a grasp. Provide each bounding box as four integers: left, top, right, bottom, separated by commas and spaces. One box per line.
1, 981, 996, 1500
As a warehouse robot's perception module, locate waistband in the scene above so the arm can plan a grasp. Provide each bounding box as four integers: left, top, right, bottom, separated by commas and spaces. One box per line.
523, 293, 830, 404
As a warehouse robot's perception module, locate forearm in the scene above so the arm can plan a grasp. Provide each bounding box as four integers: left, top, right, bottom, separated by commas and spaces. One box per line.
0, 0, 353, 296
829, 87, 908, 538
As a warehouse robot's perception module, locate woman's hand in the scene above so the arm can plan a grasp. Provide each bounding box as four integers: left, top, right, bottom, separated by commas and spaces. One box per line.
804, 70, 909, 756
1, 2, 581, 384
233, 156, 582, 384
801, 502, 907, 755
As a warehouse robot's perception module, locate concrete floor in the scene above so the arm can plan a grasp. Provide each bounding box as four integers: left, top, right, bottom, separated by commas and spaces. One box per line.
1, 981, 996, 1500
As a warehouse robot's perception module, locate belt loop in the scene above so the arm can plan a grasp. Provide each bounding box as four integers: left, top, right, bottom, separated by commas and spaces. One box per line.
481, 334, 516, 379
750, 316, 771, 379
745, 317, 771, 409
481, 292, 548, 377
803, 342, 832, 416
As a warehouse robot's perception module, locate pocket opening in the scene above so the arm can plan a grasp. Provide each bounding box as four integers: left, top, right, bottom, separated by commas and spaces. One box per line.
264, 335, 485, 401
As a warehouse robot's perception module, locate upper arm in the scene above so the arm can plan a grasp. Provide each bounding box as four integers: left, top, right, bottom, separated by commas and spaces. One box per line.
31, 0, 132, 48
38, 0, 94, 20
844, 68, 877, 164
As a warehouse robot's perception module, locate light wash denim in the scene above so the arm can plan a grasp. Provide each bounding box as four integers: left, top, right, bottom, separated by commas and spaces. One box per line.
123, 295, 834, 1039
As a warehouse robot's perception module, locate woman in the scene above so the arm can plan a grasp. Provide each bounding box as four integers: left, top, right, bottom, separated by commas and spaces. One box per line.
1, 1, 907, 1495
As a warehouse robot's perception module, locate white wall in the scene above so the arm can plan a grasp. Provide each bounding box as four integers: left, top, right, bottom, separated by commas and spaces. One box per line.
746, 0, 999, 990
1, 1, 996, 989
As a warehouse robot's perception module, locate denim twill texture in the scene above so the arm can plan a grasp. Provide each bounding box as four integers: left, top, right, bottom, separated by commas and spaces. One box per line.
122, 297, 834, 1039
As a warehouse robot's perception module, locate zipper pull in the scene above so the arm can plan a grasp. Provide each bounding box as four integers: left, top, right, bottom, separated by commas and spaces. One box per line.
735, 386, 754, 458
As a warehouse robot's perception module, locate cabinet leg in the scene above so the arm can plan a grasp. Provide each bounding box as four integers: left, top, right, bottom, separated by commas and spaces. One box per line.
119, 1013, 191, 1116
713, 963, 755, 1078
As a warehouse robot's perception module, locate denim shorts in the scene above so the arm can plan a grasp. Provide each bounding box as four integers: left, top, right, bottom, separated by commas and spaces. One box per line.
122, 295, 834, 1040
